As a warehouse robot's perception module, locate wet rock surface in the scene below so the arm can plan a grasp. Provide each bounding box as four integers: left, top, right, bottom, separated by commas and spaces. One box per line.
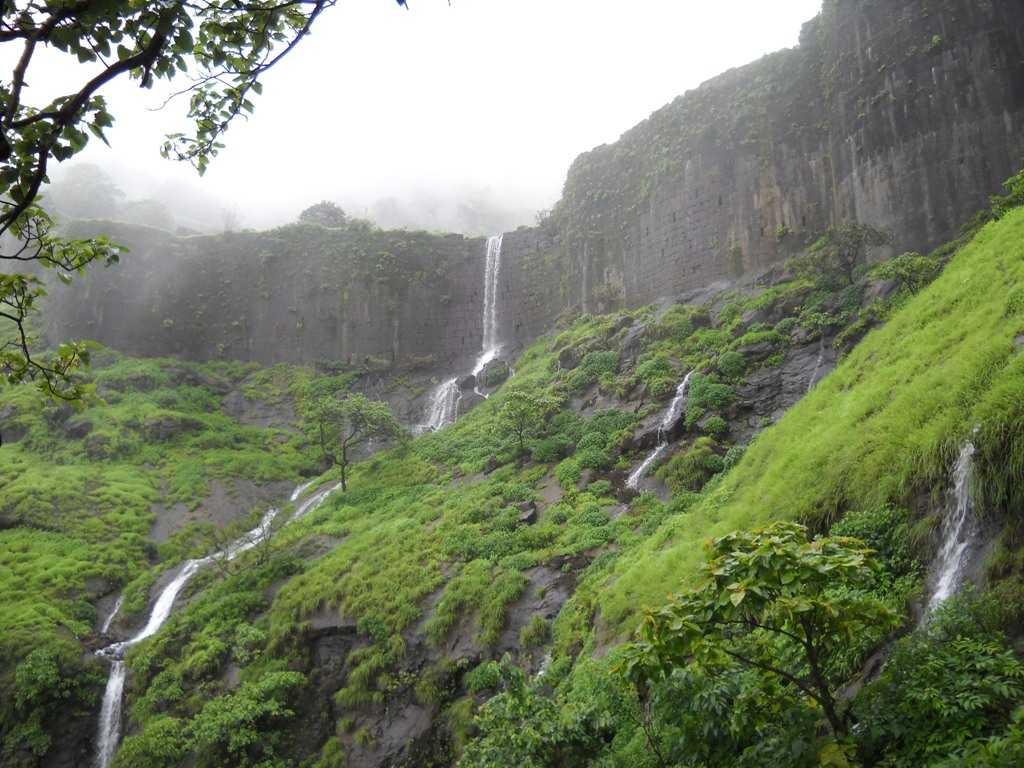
732, 338, 836, 443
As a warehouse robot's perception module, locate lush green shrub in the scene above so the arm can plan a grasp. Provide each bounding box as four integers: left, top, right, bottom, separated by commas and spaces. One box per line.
854, 591, 1024, 767
519, 615, 550, 648
465, 660, 503, 694
716, 351, 746, 381
775, 316, 798, 336
651, 304, 704, 341
568, 351, 619, 392
702, 415, 728, 438
685, 374, 736, 427
530, 435, 572, 463
555, 458, 582, 490
657, 438, 724, 493
722, 443, 746, 471
870, 251, 943, 294
635, 352, 676, 397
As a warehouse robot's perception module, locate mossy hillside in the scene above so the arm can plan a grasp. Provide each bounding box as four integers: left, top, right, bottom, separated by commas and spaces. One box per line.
104, 220, 974, 765
116, 308, 715, 765
0, 352, 322, 763
596, 207, 1024, 633
7, 198, 996, 767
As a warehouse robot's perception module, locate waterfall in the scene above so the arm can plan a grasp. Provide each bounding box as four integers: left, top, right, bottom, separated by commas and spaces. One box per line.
926, 442, 978, 614
92, 481, 333, 768
627, 372, 694, 490
415, 377, 461, 434
94, 661, 125, 768
99, 595, 123, 635
290, 479, 316, 502
806, 339, 825, 394
471, 234, 504, 396
292, 481, 342, 520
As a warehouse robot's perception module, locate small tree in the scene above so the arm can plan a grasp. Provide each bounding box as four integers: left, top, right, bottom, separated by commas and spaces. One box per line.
620, 521, 898, 739
306, 393, 404, 491
495, 390, 556, 456
299, 201, 348, 228
791, 223, 891, 287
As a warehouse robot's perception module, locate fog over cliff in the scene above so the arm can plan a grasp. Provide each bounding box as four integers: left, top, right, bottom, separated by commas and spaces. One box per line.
20, 0, 821, 233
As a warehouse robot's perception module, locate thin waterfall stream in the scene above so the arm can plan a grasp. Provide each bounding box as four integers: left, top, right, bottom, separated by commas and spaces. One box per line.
92, 480, 339, 768
925, 442, 978, 615
806, 338, 826, 394
626, 372, 694, 490
471, 233, 505, 398
416, 234, 505, 432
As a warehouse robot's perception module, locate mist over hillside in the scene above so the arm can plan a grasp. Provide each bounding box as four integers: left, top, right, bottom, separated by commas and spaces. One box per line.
44, 163, 539, 236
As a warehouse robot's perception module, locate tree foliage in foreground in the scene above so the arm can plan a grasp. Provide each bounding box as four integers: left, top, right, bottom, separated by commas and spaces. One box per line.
620, 522, 899, 739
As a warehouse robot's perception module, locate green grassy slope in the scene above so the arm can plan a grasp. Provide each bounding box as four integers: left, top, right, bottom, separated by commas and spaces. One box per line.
597, 207, 1024, 632
0, 354, 316, 763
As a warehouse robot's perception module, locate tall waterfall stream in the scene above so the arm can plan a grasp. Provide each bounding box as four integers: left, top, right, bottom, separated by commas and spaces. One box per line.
626, 371, 694, 490
417, 234, 505, 433
93, 481, 339, 768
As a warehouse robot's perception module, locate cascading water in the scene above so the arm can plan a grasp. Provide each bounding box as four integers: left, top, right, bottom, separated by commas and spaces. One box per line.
627, 372, 694, 490
99, 594, 123, 635
94, 661, 125, 768
293, 481, 342, 520
415, 377, 461, 434
806, 339, 826, 394
92, 481, 335, 768
413, 234, 505, 428
471, 234, 504, 398
291, 479, 316, 502
925, 442, 978, 614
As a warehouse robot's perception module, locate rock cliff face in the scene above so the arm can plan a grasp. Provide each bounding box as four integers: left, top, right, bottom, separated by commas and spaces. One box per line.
506, 0, 1024, 340
45, 0, 1024, 366
47, 222, 489, 369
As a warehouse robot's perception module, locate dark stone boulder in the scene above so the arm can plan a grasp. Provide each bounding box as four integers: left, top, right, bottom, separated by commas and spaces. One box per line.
84, 432, 115, 460
163, 364, 231, 394
862, 277, 901, 305
479, 359, 510, 388
456, 390, 485, 417
97, 370, 161, 395
735, 340, 778, 362
64, 416, 93, 439
517, 501, 538, 526
143, 412, 204, 441
605, 315, 634, 340
732, 339, 836, 443
458, 374, 477, 391
740, 306, 775, 328
558, 346, 580, 370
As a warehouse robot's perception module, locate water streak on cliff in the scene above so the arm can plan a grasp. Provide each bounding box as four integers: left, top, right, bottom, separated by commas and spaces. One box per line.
627, 371, 694, 489
93, 482, 334, 767
926, 442, 978, 614
99, 595, 123, 635
472, 234, 504, 397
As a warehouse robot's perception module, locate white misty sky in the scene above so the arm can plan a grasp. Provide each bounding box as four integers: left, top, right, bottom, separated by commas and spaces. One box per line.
12, 0, 822, 227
